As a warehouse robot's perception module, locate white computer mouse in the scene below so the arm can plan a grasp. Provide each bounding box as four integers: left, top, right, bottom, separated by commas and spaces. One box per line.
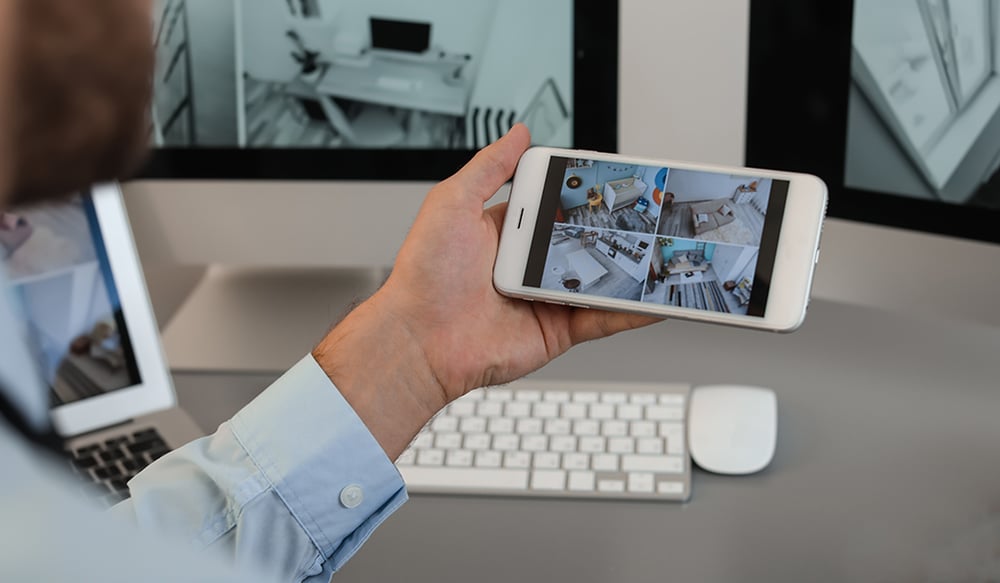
688, 385, 777, 475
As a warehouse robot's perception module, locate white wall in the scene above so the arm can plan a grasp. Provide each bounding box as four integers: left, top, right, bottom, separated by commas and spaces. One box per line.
126, 0, 1000, 328
664, 169, 752, 203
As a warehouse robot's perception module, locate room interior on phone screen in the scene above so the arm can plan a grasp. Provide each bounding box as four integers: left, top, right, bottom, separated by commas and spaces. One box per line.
545, 160, 766, 314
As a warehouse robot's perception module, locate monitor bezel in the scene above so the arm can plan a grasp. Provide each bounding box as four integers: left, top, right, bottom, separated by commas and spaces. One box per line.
745, 0, 1000, 245
139, 0, 619, 181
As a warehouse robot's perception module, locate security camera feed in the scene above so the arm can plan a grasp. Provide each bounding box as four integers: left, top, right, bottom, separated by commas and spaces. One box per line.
2, 196, 141, 406
152, 0, 573, 150
523, 157, 790, 317
846, 0, 1000, 208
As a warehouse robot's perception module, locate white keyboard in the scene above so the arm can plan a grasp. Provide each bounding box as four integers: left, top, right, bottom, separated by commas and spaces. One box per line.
397, 380, 691, 501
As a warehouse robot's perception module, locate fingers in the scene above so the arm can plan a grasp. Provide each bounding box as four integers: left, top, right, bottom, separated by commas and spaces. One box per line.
450, 124, 531, 203
571, 310, 663, 345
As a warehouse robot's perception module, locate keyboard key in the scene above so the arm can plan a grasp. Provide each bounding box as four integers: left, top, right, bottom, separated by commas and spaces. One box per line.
658, 394, 686, 406
590, 403, 614, 420
121, 458, 145, 473
486, 388, 512, 401
597, 479, 625, 492
592, 453, 618, 471
567, 470, 595, 491
522, 435, 548, 452
514, 390, 541, 402
617, 404, 642, 420
573, 420, 600, 436
94, 465, 122, 480
477, 401, 503, 417
488, 417, 515, 434
630, 421, 657, 437
572, 391, 599, 403
99, 449, 125, 463
622, 454, 683, 473
647, 405, 684, 421
434, 432, 462, 449
493, 434, 520, 451
600, 392, 627, 404
503, 451, 531, 469
533, 452, 560, 469
412, 433, 433, 449
445, 450, 473, 467
602, 420, 628, 437
416, 449, 444, 466
449, 401, 475, 416
637, 438, 664, 455
463, 434, 491, 450
463, 389, 485, 401
657, 481, 685, 495
531, 469, 566, 490
561, 403, 587, 419
396, 450, 416, 466
533, 402, 559, 419
608, 437, 634, 454
578, 436, 605, 453
627, 472, 655, 493
543, 419, 571, 435
543, 391, 570, 403
459, 417, 487, 433
630, 393, 657, 405
562, 453, 589, 470
474, 451, 502, 468
431, 416, 458, 432
72, 456, 99, 470
516, 419, 543, 435
402, 467, 528, 490
505, 402, 531, 418
550, 436, 577, 452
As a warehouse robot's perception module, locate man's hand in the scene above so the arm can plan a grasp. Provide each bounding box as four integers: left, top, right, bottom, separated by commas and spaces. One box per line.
314, 125, 659, 459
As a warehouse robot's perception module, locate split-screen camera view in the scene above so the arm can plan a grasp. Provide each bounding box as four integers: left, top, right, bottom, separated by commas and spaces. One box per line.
539, 159, 774, 316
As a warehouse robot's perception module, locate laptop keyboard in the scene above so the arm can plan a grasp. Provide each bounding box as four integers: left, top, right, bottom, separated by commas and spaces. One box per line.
68, 427, 170, 506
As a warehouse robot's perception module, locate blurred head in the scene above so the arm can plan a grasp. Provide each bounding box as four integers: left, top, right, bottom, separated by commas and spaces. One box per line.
3, 0, 154, 207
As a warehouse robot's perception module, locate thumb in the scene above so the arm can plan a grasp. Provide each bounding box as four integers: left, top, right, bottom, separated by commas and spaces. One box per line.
450, 123, 531, 203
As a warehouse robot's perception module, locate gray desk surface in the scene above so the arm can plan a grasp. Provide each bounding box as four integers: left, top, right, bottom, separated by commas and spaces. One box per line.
173, 299, 1000, 582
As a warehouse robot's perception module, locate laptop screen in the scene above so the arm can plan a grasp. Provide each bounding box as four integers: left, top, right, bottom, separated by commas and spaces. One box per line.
2, 193, 142, 407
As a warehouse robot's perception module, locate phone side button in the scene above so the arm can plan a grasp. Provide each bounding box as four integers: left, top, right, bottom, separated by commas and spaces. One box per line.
568, 303, 590, 310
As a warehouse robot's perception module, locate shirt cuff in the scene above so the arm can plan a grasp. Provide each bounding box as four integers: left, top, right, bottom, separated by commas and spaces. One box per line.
230, 354, 407, 571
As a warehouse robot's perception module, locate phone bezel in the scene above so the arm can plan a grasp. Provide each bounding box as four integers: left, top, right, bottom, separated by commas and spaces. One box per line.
494, 147, 828, 332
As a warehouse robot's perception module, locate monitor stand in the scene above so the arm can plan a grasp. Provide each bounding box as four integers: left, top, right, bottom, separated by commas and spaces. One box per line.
160, 266, 391, 371
158, 216, 1000, 373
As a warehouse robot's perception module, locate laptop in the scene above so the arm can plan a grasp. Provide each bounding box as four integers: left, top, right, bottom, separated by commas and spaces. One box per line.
2, 182, 202, 505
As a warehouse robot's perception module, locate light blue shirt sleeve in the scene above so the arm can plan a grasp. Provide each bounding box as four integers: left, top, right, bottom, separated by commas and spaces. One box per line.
116, 354, 408, 581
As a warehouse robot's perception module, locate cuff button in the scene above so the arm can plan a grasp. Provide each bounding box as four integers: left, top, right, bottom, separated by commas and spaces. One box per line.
339, 484, 364, 509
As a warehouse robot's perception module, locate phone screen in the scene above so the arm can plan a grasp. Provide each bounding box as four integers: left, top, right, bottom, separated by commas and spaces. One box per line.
521, 156, 790, 317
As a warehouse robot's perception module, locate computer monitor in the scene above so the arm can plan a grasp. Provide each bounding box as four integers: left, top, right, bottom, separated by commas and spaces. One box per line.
745, 0, 1000, 245
370, 17, 432, 54
142, 0, 617, 180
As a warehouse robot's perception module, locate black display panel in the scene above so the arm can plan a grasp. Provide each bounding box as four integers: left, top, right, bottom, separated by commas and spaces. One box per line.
746, 0, 1000, 245
141, 0, 618, 180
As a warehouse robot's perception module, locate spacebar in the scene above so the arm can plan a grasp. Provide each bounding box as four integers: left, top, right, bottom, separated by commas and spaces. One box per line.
400, 467, 529, 490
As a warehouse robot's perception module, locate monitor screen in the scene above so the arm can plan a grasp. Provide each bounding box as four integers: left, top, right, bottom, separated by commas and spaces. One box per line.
142, 0, 618, 180
745, 0, 1000, 245
370, 17, 432, 54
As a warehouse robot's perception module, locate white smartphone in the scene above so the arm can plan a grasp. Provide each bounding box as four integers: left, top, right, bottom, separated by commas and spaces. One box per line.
494, 147, 828, 332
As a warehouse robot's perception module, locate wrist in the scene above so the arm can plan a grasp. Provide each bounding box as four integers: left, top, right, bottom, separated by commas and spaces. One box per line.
312, 291, 446, 460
